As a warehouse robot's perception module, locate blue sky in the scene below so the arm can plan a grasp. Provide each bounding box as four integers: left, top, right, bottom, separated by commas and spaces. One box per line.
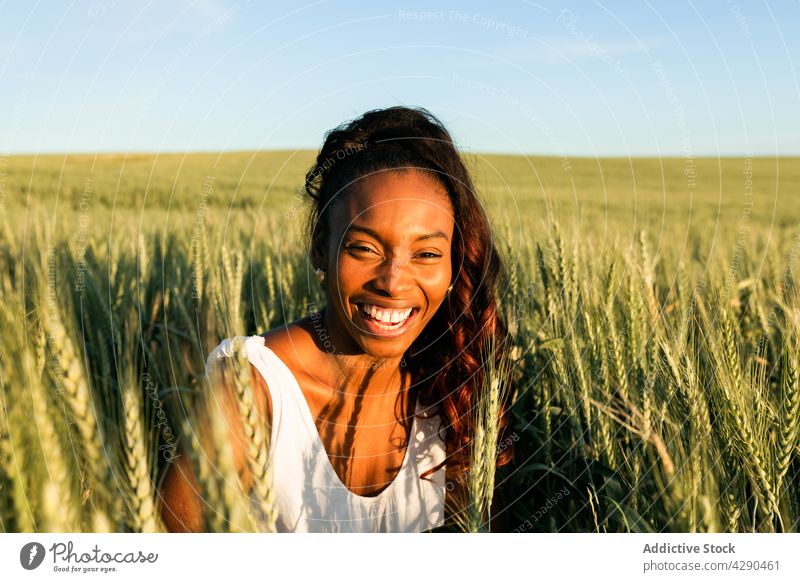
1, 0, 798, 156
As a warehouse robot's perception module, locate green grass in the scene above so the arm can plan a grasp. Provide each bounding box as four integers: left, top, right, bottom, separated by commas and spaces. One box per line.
1, 151, 799, 532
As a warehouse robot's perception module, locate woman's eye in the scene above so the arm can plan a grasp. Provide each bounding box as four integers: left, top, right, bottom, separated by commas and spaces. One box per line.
416, 252, 442, 259
347, 245, 374, 254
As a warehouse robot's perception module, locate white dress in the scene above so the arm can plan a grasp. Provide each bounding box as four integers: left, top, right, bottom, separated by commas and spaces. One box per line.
205, 335, 447, 532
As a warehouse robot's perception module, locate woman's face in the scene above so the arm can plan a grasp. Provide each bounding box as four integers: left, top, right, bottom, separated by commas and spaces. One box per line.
316, 169, 455, 361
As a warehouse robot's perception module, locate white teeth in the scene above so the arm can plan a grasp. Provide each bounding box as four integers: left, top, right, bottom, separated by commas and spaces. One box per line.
360, 304, 413, 325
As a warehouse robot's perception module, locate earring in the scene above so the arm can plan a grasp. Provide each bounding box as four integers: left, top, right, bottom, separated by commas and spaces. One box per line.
315, 268, 326, 284
446, 284, 453, 293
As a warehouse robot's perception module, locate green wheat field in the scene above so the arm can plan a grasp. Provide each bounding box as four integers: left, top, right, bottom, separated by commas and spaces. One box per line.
1, 151, 799, 533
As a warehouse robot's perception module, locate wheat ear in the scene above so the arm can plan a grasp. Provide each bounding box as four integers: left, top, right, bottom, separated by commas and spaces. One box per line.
229, 337, 278, 532
46, 303, 113, 531
776, 348, 799, 492
201, 353, 259, 532
27, 349, 81, 532
121, 373, 164, 532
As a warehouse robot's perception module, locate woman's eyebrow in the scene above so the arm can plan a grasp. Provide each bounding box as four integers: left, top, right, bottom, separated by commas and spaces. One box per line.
345, 224, 450, 242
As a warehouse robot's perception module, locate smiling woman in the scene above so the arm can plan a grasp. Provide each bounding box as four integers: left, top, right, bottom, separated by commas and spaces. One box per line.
317, 169, 454, 358
158, 106, 514, 533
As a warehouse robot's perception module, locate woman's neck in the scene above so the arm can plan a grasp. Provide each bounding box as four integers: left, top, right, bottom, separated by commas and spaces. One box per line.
310, 305, 408, 399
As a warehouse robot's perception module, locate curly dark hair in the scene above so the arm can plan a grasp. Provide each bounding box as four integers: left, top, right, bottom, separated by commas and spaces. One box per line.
303, 105, 513, 486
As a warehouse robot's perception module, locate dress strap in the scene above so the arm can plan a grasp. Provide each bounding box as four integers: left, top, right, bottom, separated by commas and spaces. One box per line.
204, 335, 283, 455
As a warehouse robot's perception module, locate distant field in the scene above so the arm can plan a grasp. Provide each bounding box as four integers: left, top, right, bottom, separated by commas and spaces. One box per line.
2, 151, 799, 533
3, 152, 799, 250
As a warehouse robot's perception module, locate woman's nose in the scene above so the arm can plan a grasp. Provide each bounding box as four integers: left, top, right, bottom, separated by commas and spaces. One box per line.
374, 257, 413, 295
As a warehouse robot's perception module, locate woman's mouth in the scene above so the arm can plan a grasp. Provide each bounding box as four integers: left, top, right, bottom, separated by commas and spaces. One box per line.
355, 303, 420, 338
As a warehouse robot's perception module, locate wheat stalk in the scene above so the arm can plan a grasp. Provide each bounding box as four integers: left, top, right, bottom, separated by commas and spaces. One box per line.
607, 312, 630, 403
0, 324, 16, 532
716, 301, 779, 526
0, 352, 31, 532
207, 388, 252, 532
711, 363, 778, 526
450, 334, 513, 533
568, 331, 592, 441
596, 349, 619, 470
553, 221, 570, 310
191, 224, 206, 304
720, 452, 742, 532
640, 230, 659, 324
120, 372, 164, 532
227, 337, 278, 532
677, 260, 692, 344
592, 395, 675, 477
44, 300, 113, 531
775, 347, 799, 492
627, 260, 645, 366
197, 349, 268, 533
0, 307, 37, 532
263, 254, 276, 324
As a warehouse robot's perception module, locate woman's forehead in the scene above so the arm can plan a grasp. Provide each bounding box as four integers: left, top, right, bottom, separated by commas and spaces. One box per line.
334, 170, 454, 221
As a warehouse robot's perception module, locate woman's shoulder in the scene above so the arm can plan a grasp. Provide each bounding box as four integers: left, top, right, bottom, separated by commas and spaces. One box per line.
201, 324, 306, 445
205, 316, 320, 394
205, 315, 314, 366
257, 314, 318, 366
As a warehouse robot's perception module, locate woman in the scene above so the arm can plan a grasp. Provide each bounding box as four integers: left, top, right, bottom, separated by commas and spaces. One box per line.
158, 106, 514, 532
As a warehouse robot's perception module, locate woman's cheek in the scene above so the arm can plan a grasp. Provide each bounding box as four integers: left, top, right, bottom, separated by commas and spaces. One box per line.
336, 259, 367, 289
422, 268, 452, 301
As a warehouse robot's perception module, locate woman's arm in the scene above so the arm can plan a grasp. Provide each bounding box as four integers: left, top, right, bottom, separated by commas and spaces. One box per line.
158, 445, 204, 532
157, 361, 273, 532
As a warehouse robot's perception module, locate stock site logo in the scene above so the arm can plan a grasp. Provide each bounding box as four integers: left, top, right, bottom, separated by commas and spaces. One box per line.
20, 542, 46, 570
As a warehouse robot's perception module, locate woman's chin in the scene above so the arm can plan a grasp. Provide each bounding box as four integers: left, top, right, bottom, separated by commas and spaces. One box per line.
357, 339, 411, 361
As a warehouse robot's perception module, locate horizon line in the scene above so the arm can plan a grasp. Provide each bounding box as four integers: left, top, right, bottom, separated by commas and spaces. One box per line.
3, 147, 798, 160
